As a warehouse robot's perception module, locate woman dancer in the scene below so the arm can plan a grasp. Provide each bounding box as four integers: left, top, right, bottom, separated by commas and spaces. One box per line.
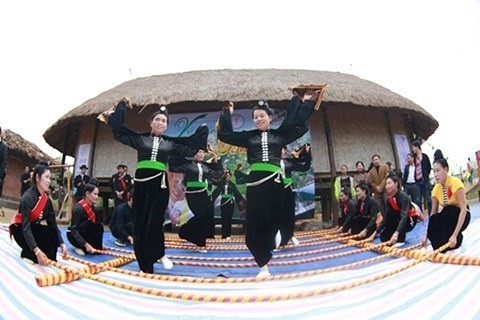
217, 90, 319, 277
212, 169, 246, 239
427, 150, 470, 252
101, 97, 208, 273
9, 162, 68, 265
278, 144, 312, 248
169, 148, 224, 252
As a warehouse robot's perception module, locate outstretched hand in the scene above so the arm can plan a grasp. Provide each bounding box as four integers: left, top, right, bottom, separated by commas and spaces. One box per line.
303, 89, 321, 102
223, 101, 234, 114
98, 97, 132, 124
118, 97, 132, 109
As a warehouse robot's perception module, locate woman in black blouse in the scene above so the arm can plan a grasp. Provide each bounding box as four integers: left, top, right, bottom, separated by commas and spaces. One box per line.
212, 169, 246, 239
340, 183, 378, 238
278, 144, 312, 247
9, 163, 68, 265
217, 90, 319, 277
67, 183, 104, 256
101, 98, 208, 273
374, 173, 421, 245
169, 149, 224, 252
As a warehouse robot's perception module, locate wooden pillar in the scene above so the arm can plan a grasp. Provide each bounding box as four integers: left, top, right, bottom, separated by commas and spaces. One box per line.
385, 110, 400, 170
322, 105, 338, 226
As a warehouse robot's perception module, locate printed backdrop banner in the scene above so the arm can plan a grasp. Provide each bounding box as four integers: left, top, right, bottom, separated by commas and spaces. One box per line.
164, 107, 315, 225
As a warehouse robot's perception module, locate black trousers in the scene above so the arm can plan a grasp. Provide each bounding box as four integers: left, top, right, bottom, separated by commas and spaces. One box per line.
179, 190, 209, 247
111, 222, 133, 243
133, 174, 169, 273
427, 205, 470, 253
67, 222, 104, 250
10, 223, 60, 263
220, 201, 234, 238
345, 216, 376, 236
380, 214, 416, 243
205, 197, 215, 239
279, 187, 296, 246
245, 172, 284, 268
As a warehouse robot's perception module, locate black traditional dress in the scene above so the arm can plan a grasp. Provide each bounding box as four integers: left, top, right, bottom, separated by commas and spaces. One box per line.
377, 190, 419, 243
338, 198, 356, 230
342, 195, 378, 236
9, 188, 64, 263
108, 99, 208, 273
67, 199, 104, 251
212, 179, 245, 239
169, 158, 224, 247
110, 201, 133, 244
279, 150, 311, 246
217, 96, 315, 267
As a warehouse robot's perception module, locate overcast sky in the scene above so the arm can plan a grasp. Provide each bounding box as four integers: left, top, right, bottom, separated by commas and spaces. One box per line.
1, 0, 479, 174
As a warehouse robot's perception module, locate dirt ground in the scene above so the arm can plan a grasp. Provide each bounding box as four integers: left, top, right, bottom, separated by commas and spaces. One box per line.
0, 207, 15, 224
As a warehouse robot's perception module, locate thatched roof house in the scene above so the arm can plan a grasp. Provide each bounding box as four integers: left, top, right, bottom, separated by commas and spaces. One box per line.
4, 129, 57, 164
44, 69, 437, 157
43, 69, 438, 200
1, 129, 57, 202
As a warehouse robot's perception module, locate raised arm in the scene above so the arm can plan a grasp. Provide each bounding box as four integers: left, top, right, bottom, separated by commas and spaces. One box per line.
169, 124, 210, 158
277, 91, 318, 132
216, 102, 252, 148
106, 98, 144, 149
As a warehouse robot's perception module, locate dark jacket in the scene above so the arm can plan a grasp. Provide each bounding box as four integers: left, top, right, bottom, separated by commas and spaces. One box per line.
416, 153, 432, 182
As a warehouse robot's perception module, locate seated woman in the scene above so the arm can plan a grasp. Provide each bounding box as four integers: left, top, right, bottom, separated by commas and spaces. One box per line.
374, 173, 422, 245
427, 150, 470, 253
67, 183, 104, 255
340, 183, 378, 238
337, 188, 355, 228
9, 162, 68, 265
110, 186, 134, 247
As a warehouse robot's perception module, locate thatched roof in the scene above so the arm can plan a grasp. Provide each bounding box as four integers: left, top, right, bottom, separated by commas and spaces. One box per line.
3, 129, 57, 164
44, 69, 438, 155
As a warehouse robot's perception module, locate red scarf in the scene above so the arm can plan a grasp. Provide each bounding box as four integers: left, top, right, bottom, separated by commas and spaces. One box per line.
388, 196, 401, 212
118, 175, 128, 192
10, 193, 49, 239
78, 199, 96, 223
342, 203, 349, 214
388, 195, 424, 221
11, 193, 49, 225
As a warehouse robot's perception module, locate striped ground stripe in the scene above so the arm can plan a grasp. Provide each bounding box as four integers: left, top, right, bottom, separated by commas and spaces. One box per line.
1, 204, 480, 319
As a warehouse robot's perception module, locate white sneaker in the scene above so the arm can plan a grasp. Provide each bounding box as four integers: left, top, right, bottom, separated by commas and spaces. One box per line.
197, 248, 208, 253
22, 257, 35, 265
290, 236, 300, 246
275, 230, 281, 249
74, 248, 85, 256
115, 240, 127, 247
392, 242, 405, 248
225, 237, 231, 240
161, 256, 173, 270
273, 248, 281, 252
256, 270, 271, 278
